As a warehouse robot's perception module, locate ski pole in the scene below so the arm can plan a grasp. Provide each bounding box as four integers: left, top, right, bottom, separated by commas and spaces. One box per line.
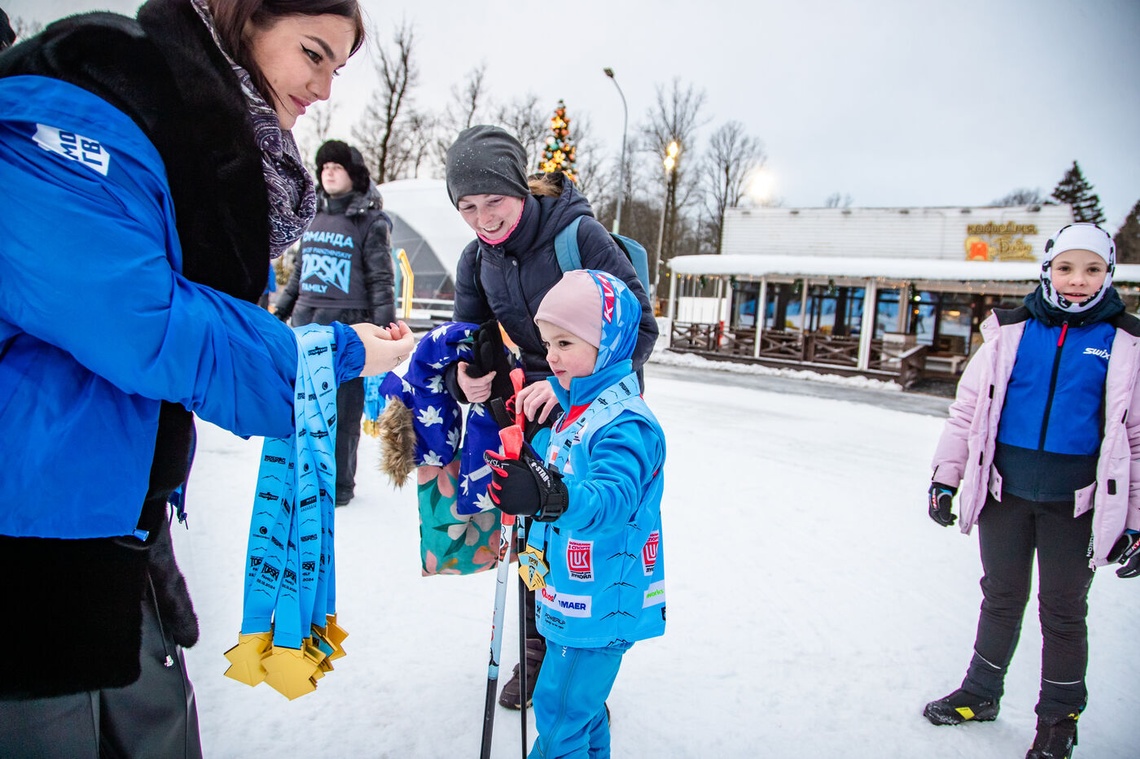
516, 513, 529, 759
489, 387, 530, 759
480, 398, 524, 759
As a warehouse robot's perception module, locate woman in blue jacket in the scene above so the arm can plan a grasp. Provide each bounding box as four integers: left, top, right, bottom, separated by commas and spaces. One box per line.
0, 1, 410, 756
443, 125, 658, 709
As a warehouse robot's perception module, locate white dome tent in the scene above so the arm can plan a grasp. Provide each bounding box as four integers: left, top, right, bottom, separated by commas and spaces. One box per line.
377, 178, 474, 309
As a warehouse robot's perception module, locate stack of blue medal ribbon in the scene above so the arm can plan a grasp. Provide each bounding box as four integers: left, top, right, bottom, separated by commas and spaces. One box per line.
224, 324, 348, 700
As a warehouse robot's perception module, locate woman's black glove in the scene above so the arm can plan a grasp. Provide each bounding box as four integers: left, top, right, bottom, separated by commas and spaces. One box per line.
928, 483, 958, 527
465, 319, 516, 401
484, 444, 568, 522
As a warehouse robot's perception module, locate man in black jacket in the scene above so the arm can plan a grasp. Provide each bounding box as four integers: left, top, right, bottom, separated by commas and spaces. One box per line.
276, 140, 396, 505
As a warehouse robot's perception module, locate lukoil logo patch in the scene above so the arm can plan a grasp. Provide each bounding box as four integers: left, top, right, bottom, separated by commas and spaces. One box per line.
642, 530, 660, 576
567, 538, 593, 581
34, 125, 111, 176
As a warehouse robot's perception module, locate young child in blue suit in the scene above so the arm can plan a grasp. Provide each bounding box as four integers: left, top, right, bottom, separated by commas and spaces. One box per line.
485, 270, 667, 758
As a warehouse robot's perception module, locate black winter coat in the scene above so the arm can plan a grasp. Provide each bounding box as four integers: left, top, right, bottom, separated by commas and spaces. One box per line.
0, 0, 273, 697
452, 176, 658, 386
276, 189, 396, 328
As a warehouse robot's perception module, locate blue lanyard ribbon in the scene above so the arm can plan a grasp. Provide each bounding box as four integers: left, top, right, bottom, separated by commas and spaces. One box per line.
240, 324, 339, 647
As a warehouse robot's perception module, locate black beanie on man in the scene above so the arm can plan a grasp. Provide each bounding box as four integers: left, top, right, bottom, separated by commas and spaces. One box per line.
315, 140, 371, 194
444, 125, 530, 207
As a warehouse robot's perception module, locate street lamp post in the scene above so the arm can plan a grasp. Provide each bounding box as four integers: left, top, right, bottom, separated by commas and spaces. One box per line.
653, 140, 679, 302
603, 68, 628, 235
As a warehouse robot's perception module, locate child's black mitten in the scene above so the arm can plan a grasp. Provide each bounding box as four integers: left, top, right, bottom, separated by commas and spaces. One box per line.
928, 483, 957, 527
484, 444, 568, 522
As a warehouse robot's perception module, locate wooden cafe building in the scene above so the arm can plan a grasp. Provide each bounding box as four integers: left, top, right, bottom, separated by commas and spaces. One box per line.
663, 204, 1140, 387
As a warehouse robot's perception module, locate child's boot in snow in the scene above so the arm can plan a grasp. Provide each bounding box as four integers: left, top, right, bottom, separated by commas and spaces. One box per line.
923, 688, 1000, 725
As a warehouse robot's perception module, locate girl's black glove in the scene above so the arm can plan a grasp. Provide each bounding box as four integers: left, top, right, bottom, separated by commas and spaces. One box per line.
928, 483, 957, 527
1108, 530, 1140, 579
484, 445, 568, 522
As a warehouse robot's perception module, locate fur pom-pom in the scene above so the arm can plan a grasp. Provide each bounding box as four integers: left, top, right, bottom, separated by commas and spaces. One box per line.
377, 400, 416, 486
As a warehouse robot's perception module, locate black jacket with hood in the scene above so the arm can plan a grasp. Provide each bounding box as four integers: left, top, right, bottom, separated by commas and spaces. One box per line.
452, 175, 658, 387
275, 186, 396, 328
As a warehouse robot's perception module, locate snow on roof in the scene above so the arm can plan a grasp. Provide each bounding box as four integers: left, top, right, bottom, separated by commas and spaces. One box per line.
376, 178, 475, 276
667, 254, 1140, 284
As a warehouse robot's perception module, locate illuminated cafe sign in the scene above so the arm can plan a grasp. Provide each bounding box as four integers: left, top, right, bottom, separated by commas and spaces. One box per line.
964, 221, 1038, 262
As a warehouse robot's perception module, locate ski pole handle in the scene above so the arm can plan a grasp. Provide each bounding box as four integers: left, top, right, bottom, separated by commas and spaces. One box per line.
498, 426, 523, 460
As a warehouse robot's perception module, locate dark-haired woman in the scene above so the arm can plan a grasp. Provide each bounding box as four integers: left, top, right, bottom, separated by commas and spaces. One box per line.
0, 1, 411, 756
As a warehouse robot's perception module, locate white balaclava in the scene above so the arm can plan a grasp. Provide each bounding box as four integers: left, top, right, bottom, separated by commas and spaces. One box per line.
1040, 222, 1116, 313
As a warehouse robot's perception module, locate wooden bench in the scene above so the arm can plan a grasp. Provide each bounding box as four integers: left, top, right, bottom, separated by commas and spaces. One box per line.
925, 352, 969, 375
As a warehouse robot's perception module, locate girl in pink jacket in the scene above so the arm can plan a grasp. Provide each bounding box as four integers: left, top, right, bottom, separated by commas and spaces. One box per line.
923, 223, 1140, 759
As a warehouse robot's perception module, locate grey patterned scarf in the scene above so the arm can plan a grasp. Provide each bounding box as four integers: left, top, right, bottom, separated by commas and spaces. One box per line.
190, 0, 316, 258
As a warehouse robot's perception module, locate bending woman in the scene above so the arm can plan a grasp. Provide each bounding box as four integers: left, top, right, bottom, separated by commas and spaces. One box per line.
0, 2, 411, 756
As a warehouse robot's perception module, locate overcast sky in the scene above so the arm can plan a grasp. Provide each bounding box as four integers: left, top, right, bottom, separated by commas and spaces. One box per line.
6, 0, 1139, 228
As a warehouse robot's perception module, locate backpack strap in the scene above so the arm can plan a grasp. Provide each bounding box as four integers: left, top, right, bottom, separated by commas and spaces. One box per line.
553, 216, 584, 273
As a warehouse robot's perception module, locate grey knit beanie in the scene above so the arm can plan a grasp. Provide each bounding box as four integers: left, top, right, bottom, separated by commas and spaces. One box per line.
445, 125, 529, 207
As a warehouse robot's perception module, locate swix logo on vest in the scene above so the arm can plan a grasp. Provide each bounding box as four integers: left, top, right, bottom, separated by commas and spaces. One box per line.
596, 274, 617, 324
1083, 347, 1110, 360
567, 538, 594, 581
34, 125, 110, 176
642, 530, 660, 576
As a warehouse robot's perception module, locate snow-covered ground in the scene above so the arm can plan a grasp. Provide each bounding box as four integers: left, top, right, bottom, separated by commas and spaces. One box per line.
175, 360, 1139, 758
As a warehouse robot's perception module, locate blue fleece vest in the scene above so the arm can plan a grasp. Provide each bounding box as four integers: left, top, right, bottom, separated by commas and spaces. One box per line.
997, 318, 1114, 455
994, 318, 1114, 501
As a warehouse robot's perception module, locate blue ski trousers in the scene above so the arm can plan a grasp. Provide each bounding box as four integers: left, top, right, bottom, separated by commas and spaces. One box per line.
529, 642, 630, 759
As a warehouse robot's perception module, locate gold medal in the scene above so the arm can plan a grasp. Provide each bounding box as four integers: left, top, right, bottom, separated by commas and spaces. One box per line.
518, 546, 550, 591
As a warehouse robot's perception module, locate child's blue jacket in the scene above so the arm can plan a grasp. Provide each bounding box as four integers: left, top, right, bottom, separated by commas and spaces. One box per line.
0, 76, 307, 539
526, 272, 666, 648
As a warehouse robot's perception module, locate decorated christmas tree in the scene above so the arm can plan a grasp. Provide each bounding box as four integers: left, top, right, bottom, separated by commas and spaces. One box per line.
540, 100, 577, 182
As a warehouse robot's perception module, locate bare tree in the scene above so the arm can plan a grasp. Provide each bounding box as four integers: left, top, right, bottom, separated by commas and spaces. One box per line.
494, 93, 547, 172
641, 78, 709, 296
991, 187, 1045, 207
824, 192, 853, 208
702, 121, 766, 253
430, 64, 490, 171
352, 20, 417, 183
397, 110, 438, 178
10, 16, 43, 41
564, 114, 611, 210
294, 102, 338, 173
452, 64, 487, 131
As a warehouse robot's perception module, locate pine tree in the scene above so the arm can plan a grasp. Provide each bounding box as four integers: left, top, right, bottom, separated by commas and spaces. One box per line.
1115, 199, 1140, 264
1051, 160, 1105, 224
540, 100, 577, 182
